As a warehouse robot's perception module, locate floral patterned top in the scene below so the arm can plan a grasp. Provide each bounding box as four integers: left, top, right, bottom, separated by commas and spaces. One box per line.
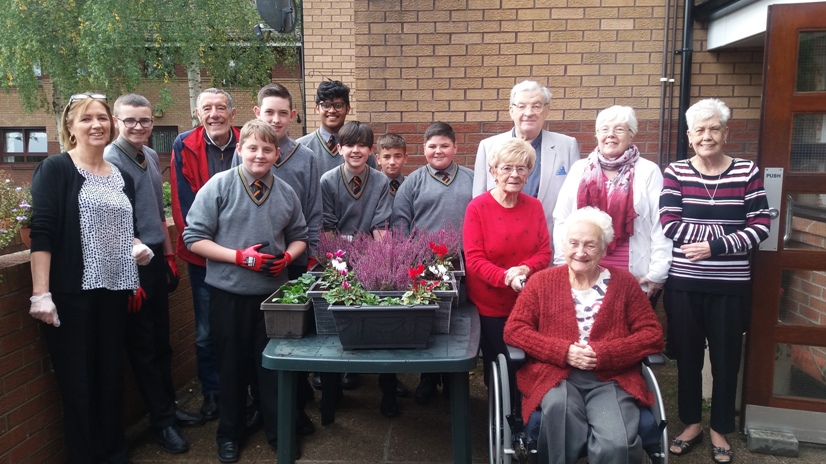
571, 268, 611, 343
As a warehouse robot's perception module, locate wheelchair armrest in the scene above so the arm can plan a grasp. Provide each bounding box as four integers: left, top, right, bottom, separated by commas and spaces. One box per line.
506, 345, 526, 368
643, 353, 665, 366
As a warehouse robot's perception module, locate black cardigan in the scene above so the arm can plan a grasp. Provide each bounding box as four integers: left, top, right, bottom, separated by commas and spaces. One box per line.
30, 152, 138, 294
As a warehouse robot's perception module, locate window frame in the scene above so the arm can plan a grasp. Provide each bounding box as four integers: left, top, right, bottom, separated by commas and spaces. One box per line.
1, 127, 49, 164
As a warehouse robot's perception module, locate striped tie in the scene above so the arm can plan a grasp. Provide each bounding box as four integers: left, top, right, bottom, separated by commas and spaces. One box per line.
352, 176, 362, 195
327, 134, 337, 153
436, 170, 450, 183
136, 149, 146, 168
389, 179, 400, 195
252, 180, 265, 201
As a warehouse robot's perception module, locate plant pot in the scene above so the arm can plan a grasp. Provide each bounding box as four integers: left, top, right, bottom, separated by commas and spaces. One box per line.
432, 278, 459, 334
450, 252, 465, 278
308, 280, 337, 334
329, 303, 438, 350
19, 226, 31, 248
261, 287, 312, 338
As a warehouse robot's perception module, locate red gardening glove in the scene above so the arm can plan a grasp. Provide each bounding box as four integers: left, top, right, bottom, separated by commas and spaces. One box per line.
128, 287, 146, 313
235, 242, 276, 272
165, 254, 180, 292
307, 256, 319, 272
269, 252, 292, 277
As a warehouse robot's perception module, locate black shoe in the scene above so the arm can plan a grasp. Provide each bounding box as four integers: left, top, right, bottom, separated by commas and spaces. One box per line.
200, 393, 219, 421
310, 373, 322, 390
340, 372, 360, 390
296, 409, 316, 436
396, 379, 411, 397
217, 441, 240, 463
380, 394, 400, 418
157, 425, 189, 454
175, 407, 205, 427
244, 408, 262, 436
414, 376, 438, 405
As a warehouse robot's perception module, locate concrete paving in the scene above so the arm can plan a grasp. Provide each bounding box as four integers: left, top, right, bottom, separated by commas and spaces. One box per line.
128, 360, 826, 463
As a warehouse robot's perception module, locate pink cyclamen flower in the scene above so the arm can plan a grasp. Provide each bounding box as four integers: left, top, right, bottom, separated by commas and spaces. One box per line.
342, 281, 351, 289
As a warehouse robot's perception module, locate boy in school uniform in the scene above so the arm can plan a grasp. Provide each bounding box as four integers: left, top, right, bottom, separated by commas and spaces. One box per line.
297, 80, 376, 179
375, 133, 408, 198
183, 120, 308, 463
391, 122, 474, 404
231, 82, 319, 436
103, 94, 203, 455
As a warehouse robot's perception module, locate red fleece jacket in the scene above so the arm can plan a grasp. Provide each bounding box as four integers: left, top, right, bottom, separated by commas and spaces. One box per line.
503, 265, 664, 420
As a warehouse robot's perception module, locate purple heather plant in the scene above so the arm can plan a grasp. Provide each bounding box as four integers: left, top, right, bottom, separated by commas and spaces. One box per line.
414, 221, 463, 259
348, 225, 432, 291
316, 231, 357, 266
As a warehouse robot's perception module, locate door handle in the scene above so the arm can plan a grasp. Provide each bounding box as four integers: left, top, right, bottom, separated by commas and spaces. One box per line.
783, 194, 793, 245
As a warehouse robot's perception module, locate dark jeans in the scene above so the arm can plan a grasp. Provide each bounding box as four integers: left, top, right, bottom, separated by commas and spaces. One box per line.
480, 314, 518, 408
188, 263, 220, 395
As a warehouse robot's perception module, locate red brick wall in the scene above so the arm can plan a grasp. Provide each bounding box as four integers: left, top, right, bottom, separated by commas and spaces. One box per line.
0, 221, 196, 463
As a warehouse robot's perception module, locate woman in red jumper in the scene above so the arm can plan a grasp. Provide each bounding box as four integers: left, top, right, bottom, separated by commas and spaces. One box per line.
463, 138, 552, 393
504, 207, 663, 464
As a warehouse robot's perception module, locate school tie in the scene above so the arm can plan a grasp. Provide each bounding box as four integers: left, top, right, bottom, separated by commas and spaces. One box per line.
327, 134, 337, 154
351, 175, 362, 195
436, 170, 450, 183
389, 179, 400, 195
252, 179, 266, 201
135, 149, 146, 168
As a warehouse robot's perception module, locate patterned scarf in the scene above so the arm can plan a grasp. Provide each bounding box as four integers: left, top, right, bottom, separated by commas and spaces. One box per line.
576, 144, 640, 253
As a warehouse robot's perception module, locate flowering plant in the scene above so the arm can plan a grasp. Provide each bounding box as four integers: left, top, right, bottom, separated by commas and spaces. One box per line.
320, 250, 353, 288
0, 173, 33, 250
401, 264, 440, 305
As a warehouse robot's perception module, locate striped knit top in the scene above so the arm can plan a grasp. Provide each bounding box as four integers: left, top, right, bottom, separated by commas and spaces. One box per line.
659, 158, 770, 295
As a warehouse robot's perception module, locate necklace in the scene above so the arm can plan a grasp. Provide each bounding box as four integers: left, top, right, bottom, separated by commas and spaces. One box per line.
700, 172, 722, 205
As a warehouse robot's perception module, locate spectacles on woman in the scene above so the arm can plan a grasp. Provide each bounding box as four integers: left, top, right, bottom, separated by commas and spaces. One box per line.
597, 126, 627, 136
498, 165, 529, 175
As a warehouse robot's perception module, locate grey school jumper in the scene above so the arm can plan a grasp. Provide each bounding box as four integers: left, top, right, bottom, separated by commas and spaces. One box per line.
392, 162, 474, 235
320, 165, 392, 235
297, 128, 376, 179
232, 136, 322, 263
104, 139, 166, 247
183, 166, 308, 295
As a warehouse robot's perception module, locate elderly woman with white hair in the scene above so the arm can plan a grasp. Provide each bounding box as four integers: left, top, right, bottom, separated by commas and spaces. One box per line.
553, 105, 671, 307
504, 206, 663, 464
660, 98, 770, 463
464, 138, 552, 393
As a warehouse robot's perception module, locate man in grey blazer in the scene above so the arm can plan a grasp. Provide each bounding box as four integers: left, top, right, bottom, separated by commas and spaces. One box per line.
473, 80, 580, 242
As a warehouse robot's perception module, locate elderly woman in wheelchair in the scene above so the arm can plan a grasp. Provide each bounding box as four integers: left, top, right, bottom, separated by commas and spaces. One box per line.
503, 207, 664, 464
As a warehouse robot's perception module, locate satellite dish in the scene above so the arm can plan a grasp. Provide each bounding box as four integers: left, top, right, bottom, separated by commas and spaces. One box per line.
255, 0, 297, 34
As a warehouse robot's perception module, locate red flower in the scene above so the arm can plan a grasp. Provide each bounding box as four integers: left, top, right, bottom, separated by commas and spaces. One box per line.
429, 242, 448, 258
408, 264, 425, 278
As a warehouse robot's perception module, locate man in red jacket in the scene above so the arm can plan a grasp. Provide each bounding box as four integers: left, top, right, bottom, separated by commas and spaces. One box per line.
170, 88, 238, 421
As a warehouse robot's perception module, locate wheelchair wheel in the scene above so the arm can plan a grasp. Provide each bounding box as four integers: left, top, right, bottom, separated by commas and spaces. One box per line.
488, 354, 512, 464
642, 363, 668, 464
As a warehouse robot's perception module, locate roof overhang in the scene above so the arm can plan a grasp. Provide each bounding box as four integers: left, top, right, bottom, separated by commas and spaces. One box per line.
699, 0, 826, 50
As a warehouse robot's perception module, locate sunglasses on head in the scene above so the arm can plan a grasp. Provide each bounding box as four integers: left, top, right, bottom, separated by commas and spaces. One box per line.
69, 93, 107, 103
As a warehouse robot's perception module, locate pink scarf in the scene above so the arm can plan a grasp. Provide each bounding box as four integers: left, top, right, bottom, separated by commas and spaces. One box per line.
576, 145, 640, 253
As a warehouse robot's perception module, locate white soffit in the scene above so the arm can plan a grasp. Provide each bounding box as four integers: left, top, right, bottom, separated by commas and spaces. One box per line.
707, 0, 825, 50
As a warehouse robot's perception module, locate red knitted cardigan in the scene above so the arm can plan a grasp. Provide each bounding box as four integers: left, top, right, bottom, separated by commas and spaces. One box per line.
503, 265, 664, 420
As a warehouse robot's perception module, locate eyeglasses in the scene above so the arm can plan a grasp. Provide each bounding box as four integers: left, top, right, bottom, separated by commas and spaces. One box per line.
497, 165, 530, 175
597, 126, 628, 136
511, 102, 547, 113
69, 93, 107, 103
117, 117, 154, 129
319, 101, 347, 111
691, 125, 723, 136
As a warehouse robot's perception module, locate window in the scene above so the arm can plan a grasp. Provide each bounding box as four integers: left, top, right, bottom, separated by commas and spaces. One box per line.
149, 126, 178, 156
2, 128, 48, 163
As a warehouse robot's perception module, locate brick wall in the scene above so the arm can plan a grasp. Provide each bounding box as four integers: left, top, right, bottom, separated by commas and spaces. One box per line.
0, 221, 197, 463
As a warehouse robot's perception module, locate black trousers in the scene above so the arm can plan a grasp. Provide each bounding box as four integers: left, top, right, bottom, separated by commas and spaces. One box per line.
211, 287, 309, 446
48, 289, 129, 464
664, 287, 750, 434
479, 314, 518, 408
126, 250, 176, 429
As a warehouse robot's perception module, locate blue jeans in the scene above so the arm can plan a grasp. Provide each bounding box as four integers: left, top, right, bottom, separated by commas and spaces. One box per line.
188, 263, 220, 395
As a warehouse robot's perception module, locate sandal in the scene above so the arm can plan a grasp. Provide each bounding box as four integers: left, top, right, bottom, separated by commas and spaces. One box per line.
712, 446, 733, 463
668, 431, 704, 456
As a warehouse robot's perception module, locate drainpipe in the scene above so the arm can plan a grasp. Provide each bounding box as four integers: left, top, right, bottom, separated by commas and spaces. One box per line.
676, 0, 694, 160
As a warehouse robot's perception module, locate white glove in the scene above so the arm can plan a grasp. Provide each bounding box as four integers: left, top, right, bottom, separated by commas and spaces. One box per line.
132, 243, 154, 266
30, 292, 60, 327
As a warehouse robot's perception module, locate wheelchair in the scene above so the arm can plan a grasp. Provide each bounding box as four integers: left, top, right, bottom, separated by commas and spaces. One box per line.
489, 346, 668, 464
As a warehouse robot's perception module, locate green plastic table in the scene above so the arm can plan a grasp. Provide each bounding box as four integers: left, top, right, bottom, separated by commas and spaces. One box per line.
261, 304, 481, 464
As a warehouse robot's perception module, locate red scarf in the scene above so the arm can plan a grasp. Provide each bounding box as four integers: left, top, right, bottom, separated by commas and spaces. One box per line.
576, 145, 640, 253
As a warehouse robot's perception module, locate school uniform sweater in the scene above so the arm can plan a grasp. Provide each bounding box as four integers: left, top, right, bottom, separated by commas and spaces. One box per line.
503, 265, 664, 420
320, 165, 392, 235
182, 166, 308, 295
391, 162, 474, 235
659, 158, 770, 295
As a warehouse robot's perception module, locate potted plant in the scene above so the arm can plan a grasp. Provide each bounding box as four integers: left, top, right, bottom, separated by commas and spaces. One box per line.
260, 273, 318, 338
0, 173, 32, 250
325, 264, 440, 350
